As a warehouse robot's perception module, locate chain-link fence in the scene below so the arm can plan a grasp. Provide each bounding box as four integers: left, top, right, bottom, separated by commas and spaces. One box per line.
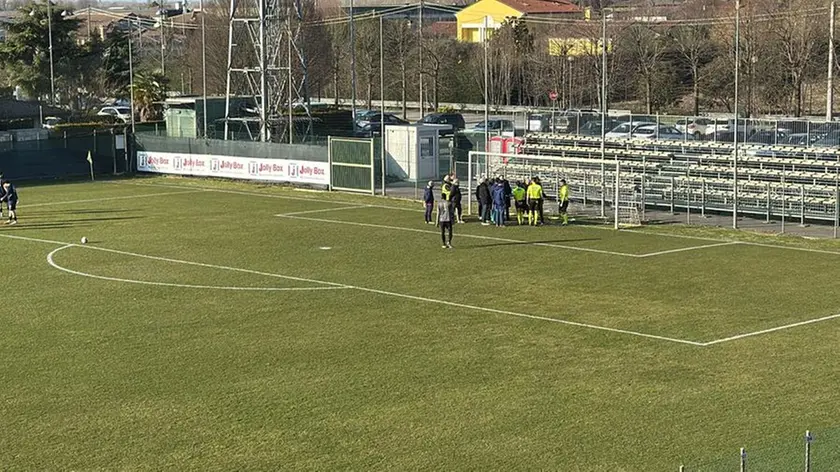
682, 428, 840, 471
2, 130, 128, 180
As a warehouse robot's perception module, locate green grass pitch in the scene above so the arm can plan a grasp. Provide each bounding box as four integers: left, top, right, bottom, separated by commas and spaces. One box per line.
3, 176, 840, 471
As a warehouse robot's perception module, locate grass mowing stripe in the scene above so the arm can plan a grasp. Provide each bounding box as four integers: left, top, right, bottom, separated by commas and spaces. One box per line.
277, 214, 641, 258
46, 245, 351, 292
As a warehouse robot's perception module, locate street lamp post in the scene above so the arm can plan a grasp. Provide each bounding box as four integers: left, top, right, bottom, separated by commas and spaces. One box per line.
733, 0, 741, 229
31, 2, 56, 105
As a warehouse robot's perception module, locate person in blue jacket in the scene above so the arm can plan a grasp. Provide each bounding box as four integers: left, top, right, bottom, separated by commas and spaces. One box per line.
423, 181, 435, 224
491, 178, 506, 227
1, 180, 18, 225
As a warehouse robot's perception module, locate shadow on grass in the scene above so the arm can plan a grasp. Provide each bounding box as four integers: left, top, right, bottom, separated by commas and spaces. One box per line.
1, 222, 91, 230
30, 209, 136, 216
461, 238, 600, 249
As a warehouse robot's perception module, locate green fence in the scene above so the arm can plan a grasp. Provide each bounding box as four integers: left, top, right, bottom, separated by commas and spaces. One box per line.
1, 131, 126, 180
329, 137, 378, 194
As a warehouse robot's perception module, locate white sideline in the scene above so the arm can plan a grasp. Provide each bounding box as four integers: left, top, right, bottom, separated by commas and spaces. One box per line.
701, 313, 840, 346
2, 232, 703, 347
46, 244, 351, 292
276, 213, 641, 258
27, 190, 203, 208
108, 181, 840, 258
277, 205, 371, 217
636, 242, 741, 258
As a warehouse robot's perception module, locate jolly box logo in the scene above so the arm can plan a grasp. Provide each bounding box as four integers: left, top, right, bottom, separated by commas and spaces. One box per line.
174, 156, 183, 171
248, 161, 259, 176
210, 159, 220, 172
139, 153, 148, 168
288, 163, 299, 178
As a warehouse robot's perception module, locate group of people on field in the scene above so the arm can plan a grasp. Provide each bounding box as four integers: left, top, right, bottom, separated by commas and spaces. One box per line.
476, 176, 570, 227
423, 172, 571, 248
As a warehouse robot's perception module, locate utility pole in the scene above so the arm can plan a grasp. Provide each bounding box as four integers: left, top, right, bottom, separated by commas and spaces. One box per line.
419, 0, 424, 116
483, 16, 489, 152
350, 0, 357, 122
733, 0, 741, 229
200, 0, 208, 138
128, 17, 136, 133
601, 9, 609, 222
828, 0, 836, 121
46, 0, 55, 105
380, 13, 386, 195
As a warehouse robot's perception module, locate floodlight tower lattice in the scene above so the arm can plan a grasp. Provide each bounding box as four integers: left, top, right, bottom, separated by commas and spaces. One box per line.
224, 0, 308, 142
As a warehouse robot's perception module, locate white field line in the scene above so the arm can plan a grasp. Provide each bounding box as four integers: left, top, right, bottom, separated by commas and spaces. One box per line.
276, 214, 641, 258
110, 181, 840, 258
701, 312, 840, 346
277, 205, 371, 217
103, 181, 840, 259
47, 245, 350, 292
3, 232, 701, 347
26, 190, 203, 208
636, 241, 741, 258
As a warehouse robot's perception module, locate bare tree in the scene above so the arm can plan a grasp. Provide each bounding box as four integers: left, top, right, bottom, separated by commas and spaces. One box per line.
668, 2, 715, 116
621, 21, 668, 113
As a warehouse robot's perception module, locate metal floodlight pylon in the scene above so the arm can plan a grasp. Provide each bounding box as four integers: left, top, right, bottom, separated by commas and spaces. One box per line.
224, 0, 308, 142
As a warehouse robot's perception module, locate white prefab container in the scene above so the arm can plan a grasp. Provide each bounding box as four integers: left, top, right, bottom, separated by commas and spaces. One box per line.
384, 124, 448, 182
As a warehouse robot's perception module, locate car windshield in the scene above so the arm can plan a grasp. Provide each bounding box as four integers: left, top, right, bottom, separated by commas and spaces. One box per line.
116, 108, 130, 114
611, 123, 632, 134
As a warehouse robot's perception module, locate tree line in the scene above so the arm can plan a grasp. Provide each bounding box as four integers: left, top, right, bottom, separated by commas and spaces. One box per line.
1, 0, 836, 120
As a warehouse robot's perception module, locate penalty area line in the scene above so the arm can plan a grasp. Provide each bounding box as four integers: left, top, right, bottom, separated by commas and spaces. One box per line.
277, 214, 641, 258
701, 312, 840, 346
636, 241, 741, 258
3, 233, 699, 346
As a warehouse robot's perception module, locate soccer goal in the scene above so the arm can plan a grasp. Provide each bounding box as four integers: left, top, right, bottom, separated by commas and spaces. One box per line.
467, 150, 646, 228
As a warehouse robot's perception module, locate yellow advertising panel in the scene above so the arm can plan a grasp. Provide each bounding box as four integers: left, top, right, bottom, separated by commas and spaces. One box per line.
548, 37, 613, 56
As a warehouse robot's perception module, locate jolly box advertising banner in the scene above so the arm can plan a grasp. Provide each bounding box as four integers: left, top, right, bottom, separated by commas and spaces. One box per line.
137, 151, 330, 186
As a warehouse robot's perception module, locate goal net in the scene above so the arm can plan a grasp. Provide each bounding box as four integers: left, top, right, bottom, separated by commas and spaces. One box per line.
466, 150, 645, 228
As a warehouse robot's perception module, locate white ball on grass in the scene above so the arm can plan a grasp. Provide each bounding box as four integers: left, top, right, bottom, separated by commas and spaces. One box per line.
81, 237, 88, 244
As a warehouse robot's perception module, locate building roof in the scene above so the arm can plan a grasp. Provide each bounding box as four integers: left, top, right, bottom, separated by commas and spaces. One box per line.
339, 0, 469, 9
498, 0, 581, 14
0, 100, 69, 121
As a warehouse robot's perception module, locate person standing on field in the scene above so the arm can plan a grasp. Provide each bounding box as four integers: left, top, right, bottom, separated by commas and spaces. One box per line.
526, 177, 544, 226
558, 179, 570, 225
512, 181, 527, 225
423, 181, 435, 224
436, 192, 454, 248
450, 178, 464, 223
477, 178, 492, 224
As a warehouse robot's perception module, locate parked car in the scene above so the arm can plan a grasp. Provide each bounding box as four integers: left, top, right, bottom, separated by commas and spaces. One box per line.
631, 124, 694, 141
355, 113, 408, 136
675, 118, 729, 138
604, 121, 656, 139
97, 106, 132, 122
551, 109, 600, 133
576, 118, 622, 137
744, 130, 784, 145
41, 116, 63, 129
418, 112, 465, 134
472, 119, 515, 134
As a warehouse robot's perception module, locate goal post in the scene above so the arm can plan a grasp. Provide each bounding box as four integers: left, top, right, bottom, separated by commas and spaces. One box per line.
467, 150, 644, 228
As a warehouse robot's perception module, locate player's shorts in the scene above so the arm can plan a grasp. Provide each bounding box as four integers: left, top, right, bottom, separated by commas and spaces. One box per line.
6, 200, 15, 211
515, 200, 528, 211
559, 201, 569, 213
440, 221, 453, 230
528, 200, 539, 212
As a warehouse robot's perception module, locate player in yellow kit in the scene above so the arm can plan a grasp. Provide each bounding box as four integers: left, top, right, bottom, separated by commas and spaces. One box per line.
526, 177, 544, 226
558, 179, 570, 225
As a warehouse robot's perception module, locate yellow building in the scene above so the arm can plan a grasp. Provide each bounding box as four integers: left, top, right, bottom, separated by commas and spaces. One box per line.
455, 0, 582, 43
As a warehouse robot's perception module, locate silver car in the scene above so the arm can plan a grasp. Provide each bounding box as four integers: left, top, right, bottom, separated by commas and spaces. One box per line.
631, 124, 695, 141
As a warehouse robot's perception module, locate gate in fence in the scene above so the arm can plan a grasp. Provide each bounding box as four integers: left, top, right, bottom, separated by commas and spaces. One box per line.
328, 137, 377, 194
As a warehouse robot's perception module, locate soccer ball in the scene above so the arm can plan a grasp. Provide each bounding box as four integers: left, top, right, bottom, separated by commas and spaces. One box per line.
81, 237, 88, 244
